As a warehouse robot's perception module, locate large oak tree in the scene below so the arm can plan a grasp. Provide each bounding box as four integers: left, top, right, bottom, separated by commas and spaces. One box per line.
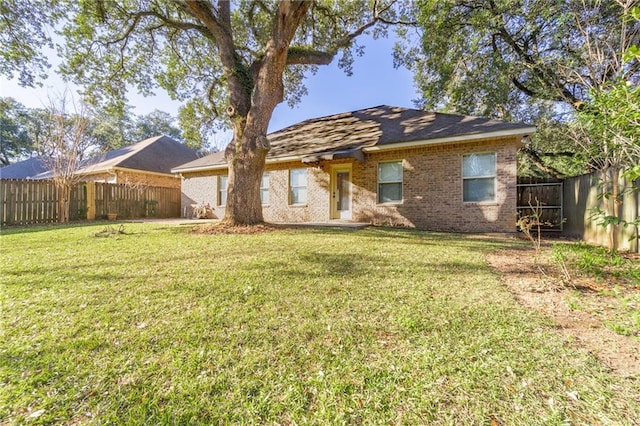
5, 0, 410, 225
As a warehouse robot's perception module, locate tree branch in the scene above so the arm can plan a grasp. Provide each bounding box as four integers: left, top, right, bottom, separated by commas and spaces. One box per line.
286, 47, 333, 65
180, 0, 252, 117
520, 145, 567, 179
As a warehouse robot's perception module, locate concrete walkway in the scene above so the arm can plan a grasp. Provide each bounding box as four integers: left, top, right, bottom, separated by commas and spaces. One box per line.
126, 218, 369, 229
126, 218, 370, 229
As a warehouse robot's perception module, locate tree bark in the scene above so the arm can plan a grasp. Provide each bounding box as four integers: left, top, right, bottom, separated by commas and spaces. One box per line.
57, 184, 71, 223
221, 1, 311, 226
222, 128, 269, 225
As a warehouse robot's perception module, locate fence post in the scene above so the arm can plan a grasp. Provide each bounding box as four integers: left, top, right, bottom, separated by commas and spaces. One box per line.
86, 181, 96, 220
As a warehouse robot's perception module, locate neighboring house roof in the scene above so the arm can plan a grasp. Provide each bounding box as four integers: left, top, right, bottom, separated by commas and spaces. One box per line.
76, 135, 199, 176
0, 156, 49, 179
173, 105, 536, 173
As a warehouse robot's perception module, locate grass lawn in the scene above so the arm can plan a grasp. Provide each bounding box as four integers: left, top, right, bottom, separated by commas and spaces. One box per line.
1, 223, 638, 424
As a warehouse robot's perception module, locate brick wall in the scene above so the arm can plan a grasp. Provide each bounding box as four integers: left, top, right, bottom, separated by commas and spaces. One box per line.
352, 137, 520, 232
81, 170, 181, 189
178, 136, 520, 232
180, 170, 223, 219
262, 162, 330, 223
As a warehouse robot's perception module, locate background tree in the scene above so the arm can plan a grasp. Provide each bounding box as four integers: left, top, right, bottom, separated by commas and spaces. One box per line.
131, 110, 184, 144
39, 94, 101, 223
568, 6, 640, 250
0, 97, 35, 165
0, 0, 64, 87
398, 0, 639, 177
89, 104, 136, 152
55, 0, 411, 225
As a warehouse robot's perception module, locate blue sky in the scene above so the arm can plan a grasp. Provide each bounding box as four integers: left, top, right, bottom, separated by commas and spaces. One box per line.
0, 34, 418, 138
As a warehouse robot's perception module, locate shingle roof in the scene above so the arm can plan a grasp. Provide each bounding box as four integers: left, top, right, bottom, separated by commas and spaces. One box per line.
173, 105, 535, 172
77, 135, 199, 175
0, 156, 49, 179
172, 150, 226, 172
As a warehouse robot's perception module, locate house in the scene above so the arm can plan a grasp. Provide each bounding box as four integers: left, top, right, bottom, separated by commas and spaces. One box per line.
32, 135, 199, 189
0, 156, 49, 179
172, 105, 536, 232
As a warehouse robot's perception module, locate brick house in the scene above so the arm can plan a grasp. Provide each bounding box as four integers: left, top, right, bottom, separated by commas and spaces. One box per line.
172, 106, 535, 232
35, 135, 198, 189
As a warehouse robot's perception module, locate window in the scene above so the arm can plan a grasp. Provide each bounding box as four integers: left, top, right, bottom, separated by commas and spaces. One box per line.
378, 161, 403, 203
463, 153, 496, 202
218, 175, 228, 206
260, 173, 270, 205
289, 168, 308, 205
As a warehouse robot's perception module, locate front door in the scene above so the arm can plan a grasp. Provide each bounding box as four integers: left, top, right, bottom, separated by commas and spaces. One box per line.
331, 166, 352, 220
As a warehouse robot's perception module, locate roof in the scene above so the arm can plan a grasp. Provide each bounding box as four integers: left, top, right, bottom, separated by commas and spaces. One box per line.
76, 135, 199, 176
0, 156, 49, 179
172, 150, 226, 173
173, 105, 535, 173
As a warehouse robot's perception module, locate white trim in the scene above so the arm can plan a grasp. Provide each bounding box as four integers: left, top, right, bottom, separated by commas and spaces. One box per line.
217, 175, 228, 207
260, 172, 270, 205
172, 155, 305, 174
462, 152, 497, 203
362, 128, 535, 153
80, 166, 180, 179
377, 160, 404, 204
330, 164, 353, 220
289, 167, 308, 205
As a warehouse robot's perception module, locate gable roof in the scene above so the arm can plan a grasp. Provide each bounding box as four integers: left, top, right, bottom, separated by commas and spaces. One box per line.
76, 135, 198, 176
0, 156, 49, 179
173, 105, 535, 173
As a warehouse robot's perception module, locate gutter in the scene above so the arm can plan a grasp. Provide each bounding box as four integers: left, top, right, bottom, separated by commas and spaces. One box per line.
362, 128, 536, 153
172, 155, 304, 174
79, 167, 180, 179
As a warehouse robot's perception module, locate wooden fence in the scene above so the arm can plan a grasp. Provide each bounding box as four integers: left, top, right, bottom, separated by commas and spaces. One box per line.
516, 177, 563, 231
563, 172, 639, 253
1, 179, 180, 227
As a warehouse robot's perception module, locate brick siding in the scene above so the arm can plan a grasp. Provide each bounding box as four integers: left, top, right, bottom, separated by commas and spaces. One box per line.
81, 170, 181, 189
178, 137, 520, 232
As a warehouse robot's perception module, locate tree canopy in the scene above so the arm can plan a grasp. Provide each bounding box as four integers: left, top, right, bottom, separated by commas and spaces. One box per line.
397, 0, 639, 179
398, 0, 639, 119
0, 97, 185, 165
2, 1, 413, 224
0, 97, 34, 165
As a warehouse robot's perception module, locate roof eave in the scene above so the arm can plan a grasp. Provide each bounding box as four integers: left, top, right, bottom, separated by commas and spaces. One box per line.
173, 127, 536, 173
173, 155, 305, 174
362, 127, 536, 152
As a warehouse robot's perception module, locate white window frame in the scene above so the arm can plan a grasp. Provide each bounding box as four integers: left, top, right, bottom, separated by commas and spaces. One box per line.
260, 173, 270, 205
218, 175, 228, 206
462, 152, 497, 203
377, 160, 403, 204
289, 168, 308, 205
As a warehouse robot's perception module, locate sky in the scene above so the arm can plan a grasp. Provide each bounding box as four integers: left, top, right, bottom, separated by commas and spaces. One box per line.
0, 34, 419, 140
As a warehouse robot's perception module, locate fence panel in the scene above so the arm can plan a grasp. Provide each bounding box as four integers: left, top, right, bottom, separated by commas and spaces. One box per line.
517, 178, 563, 231
563, 172, 639, 253
1, 179, 58, 226
1, 179, 181, 226
93, 182, 180, 220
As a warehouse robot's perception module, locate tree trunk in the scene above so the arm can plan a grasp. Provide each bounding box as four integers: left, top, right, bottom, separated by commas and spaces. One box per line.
608, 167, 622, 251
222, 131, 268, 225
212, 1, 311, 226
57, 184, 71, 223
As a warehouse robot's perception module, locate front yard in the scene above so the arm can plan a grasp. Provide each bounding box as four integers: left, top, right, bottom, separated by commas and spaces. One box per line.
1, 224, 638, 424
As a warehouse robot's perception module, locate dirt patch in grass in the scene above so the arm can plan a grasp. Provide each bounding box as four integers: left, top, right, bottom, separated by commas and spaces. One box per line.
486, 247, 640, 377
192, 222, 285, 235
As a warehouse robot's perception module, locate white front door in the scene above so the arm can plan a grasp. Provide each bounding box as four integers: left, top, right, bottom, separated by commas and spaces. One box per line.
331, 166, 352, 220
